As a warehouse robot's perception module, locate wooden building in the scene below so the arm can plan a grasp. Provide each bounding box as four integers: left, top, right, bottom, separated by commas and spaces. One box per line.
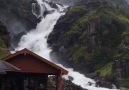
1, 48, 68, 90
0, 60, 20, 90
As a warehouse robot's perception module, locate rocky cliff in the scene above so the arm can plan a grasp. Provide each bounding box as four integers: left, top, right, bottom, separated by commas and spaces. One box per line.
0, 0, 38, 30
0, 0, 40, 55
0, 0, 39, 48
0, 0, 129, 88
48, 0, 129, 88
0, 20, 10, 58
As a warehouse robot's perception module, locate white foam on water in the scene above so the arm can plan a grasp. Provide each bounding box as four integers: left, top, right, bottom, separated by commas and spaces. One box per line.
15, 0, 119, 90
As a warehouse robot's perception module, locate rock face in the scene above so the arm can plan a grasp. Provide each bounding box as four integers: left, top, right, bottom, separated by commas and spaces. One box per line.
0, 0, 39, 48
49, 0, 79, 6
63, 80, 87, 90
48, 76, 87, 90
48, 0, 129, 88
0, 0, 38, 30
0, 20, 10, 58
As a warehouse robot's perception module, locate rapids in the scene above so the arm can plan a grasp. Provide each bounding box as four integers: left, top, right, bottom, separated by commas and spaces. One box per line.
14, 0, 119, 90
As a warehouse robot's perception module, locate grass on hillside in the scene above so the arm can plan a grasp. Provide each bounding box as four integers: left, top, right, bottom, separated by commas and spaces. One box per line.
97, 62, 112, 77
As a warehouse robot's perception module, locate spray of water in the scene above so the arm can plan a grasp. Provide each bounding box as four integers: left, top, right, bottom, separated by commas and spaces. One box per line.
15, 0, 119, 90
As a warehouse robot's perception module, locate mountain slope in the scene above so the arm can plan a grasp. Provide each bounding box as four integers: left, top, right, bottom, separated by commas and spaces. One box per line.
0, 0, 39, 48
0, 20, 10, 58
48, 0, 129, 88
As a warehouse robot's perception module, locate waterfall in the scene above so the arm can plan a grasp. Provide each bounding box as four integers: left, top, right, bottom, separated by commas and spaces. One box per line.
15, 0, 118, 90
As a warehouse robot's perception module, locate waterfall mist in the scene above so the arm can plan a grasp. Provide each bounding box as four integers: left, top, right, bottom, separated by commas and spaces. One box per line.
126, 0, 129, 4
0, 13, 27, 49
14, 0, 119, 90
48, 0, 79, 5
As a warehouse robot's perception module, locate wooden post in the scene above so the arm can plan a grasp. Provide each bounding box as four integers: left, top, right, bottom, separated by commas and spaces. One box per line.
56, 75, 59, 90
45, 75, 48, 90
56, 72, 64, 90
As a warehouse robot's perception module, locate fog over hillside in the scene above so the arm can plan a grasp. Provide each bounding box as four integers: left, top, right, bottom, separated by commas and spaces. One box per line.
48, 0, 129, 7
126, 0, 129, 3
48, 0, 79, 5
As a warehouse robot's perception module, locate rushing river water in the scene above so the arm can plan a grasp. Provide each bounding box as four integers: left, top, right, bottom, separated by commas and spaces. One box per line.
14, 0, 119, 90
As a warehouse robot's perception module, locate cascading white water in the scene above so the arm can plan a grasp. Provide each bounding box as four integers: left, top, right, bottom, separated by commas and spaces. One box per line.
15, 0, 118, 90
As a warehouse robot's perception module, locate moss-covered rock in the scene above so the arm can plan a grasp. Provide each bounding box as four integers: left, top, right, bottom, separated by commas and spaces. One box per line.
119, 79, 129, 88
48, 0, 129, 80
0, 21, 10, 59
0, 0, 40, 48
0, 0, 38, 30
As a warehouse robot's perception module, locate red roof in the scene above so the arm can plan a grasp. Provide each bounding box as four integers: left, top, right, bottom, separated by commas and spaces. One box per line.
2, 48, 68, 75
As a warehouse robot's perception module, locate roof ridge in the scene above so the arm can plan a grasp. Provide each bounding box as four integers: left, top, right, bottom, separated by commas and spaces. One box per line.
2, 48, 68, 75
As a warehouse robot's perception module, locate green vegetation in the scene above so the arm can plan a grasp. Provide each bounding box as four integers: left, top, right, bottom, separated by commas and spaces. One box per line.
119, 79, 129, 88
0, 0, 128, 88
0, 48, 10, 59
0, 0, 37, 29
0, 21, 10, 59
68, 5, 87, 15
97, 62, 112, 77
61, 4, 129, 72
48, 1, 129, 86
10, 0, 34, 18
0, 0, 37, 58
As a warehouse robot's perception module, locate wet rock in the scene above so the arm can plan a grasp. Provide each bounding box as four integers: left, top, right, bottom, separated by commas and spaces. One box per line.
48, 76, 87, 90
0, 0, 39, 48
63, 80, 87, 90
51, 44, 60, 52
120, 87, 129, 90
48, 2, 58, 9
59, 46, 67, 53
68, 76, 74, 81
12, 31, 26, 47
0, 0, 38, 30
